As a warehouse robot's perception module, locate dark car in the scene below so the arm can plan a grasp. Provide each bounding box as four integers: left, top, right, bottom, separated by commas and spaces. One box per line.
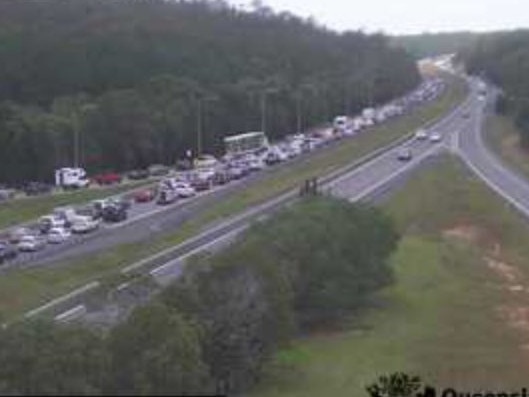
190, 176, 212, 191
93, 172, 122, 185
111, 196, 132, 210
0, 241, 17, 264
212, 169, 230, 185
101, 204, 128, 223
397, 148, 412, 161
148, 164, 171, 177
23, 181, 52, 196
127, 169, 150, 180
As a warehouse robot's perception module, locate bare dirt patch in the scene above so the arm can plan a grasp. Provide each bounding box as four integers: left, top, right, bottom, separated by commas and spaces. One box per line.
444, 223, 529, 354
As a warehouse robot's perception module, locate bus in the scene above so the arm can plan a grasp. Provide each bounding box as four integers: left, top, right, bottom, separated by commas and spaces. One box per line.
224, 131, 269, 158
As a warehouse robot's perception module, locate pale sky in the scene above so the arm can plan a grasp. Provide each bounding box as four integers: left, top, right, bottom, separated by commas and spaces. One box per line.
232, 0, 529, 35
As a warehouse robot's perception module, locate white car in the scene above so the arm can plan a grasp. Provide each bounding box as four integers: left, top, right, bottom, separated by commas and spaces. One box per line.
248, 158, 266, 171
47, 227, 71, 244
71, 218, 100, 234
415, 129, 428, 140
174, 182, 196, 198
17, 235, 46, 252
429, 132, 442, 143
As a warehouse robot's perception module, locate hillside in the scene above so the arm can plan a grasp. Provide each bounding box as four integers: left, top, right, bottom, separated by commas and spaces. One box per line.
0, 0, 419, 183
392, 31, 479, 58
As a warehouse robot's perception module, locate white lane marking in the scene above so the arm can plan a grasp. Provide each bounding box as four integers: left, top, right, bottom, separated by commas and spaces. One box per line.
54, 304, 87, 323
150, 224, 248, 278
459, 106, 529, 219
349, 144, 444, 202
460, 152, 529, 219
121, 189, 293, 274
24, 281, 100, 319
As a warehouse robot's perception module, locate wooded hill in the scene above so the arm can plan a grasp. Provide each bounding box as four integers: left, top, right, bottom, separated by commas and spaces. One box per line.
462, 29, 529, 145
392, 31, 479, 59
0, 0, 419, 183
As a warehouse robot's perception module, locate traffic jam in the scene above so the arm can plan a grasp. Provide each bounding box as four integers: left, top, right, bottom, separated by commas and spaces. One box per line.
0, 77, 445, 266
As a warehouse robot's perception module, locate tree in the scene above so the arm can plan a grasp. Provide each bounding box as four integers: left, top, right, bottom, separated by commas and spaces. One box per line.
107, 303, 212, 395
0, 320, 108, 395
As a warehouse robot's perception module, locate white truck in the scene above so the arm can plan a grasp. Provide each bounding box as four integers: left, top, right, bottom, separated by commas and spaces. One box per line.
332, 115, 348, 134
55, 168, 90, 189
52, 206, 92, 227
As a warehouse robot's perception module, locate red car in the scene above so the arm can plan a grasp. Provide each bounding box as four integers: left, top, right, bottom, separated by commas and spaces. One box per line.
92, 172, 122, 185
134, 188, 156, 203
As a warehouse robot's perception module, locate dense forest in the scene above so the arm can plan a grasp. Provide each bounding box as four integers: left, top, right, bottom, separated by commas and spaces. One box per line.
0, 0, 420, 184
0, 197, 398, 395
392, 31, 479, 59
462, 29, 529, 145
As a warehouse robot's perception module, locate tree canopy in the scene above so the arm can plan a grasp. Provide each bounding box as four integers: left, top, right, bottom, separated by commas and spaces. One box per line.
462, 29, 529, 145
0, 0, 419, 183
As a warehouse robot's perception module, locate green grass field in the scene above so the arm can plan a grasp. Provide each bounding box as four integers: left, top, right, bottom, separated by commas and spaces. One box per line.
251, 156, 529, 396
0, 78, 467, 321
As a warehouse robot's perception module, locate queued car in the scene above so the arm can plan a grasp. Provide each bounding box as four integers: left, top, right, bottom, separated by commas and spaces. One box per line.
127, 169, 150, 180
157, 188, 177, 205
0, 189, 15, 202
212, 168, 230, 185
174, 182, 196, 198
190, 175, 212, 191
148, 164, 171, 177
17, 235, 46, 252
226, 163, 247, 180
47, 227, 71, 244
8, 227, 34, 244
93, 172, 122, 185
23, 181, 53, 196
38, 215, 68, 234
101, 203, 128, 223
71, 218, 100, 234
134, 188, 156, 203
108, 196, 132, 210
0, 241, 17, 264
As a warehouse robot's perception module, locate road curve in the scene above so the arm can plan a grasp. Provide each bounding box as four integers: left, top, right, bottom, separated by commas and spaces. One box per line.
456, 80, 529, 220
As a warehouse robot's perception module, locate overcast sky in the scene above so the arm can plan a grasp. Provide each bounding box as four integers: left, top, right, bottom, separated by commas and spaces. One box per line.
232, 0, 529, 35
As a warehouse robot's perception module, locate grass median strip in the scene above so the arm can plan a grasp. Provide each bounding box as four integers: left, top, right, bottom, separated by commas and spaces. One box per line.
251, 156, 529, 397
0, 78, 466, 321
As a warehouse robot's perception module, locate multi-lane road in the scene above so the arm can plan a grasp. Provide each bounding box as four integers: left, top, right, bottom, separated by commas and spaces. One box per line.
29, 73, 529, 323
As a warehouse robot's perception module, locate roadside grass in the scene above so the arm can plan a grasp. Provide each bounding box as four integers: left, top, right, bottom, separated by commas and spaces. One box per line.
0, 180, 152, 230
251, 156, 529, 397
485, 113, 529, 181
0, 78, 466, 321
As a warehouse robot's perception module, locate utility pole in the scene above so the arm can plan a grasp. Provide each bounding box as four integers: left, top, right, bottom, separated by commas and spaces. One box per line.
260, 92, 267, 133
296, 92, 302, 134
196, 98, 203, 157
73, 114, 80, 168
196, 95, 218, 157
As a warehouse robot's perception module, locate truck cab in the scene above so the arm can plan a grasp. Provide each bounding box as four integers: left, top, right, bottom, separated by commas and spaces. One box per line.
55, 168, 90, 189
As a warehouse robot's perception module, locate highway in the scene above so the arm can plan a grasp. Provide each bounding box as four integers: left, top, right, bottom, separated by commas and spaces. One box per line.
25, 73, 529, 326
4, 83, 447, 270
456, 84, 529, 219
27, 82, 472, 323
